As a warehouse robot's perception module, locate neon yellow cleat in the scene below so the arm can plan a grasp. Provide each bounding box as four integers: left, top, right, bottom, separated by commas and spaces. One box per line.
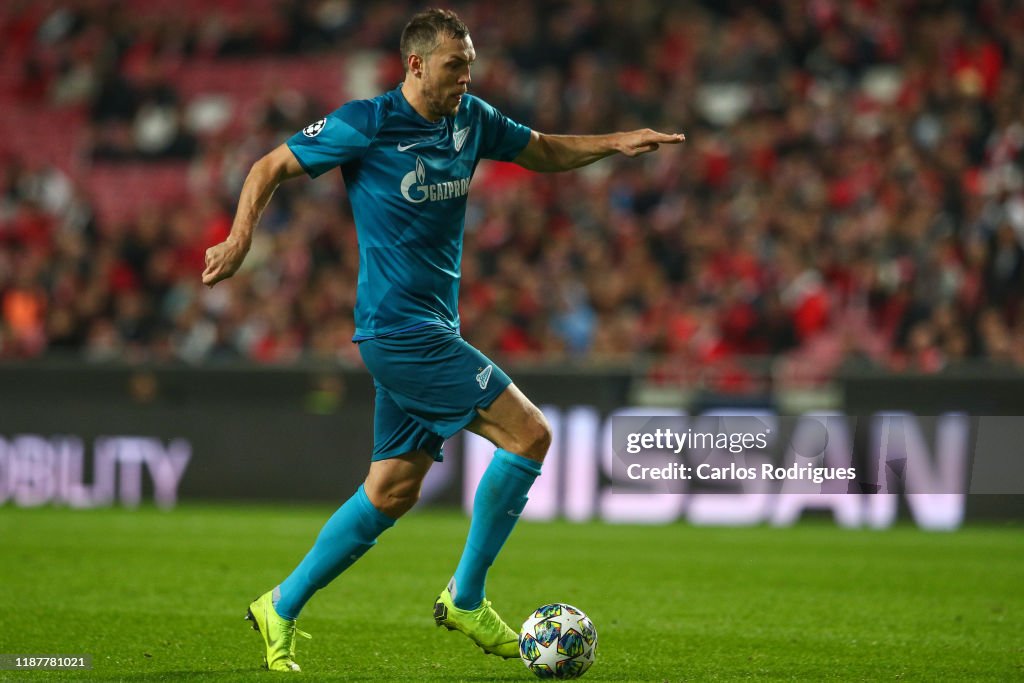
433, 587, 518, 659
245, 590, 311, 672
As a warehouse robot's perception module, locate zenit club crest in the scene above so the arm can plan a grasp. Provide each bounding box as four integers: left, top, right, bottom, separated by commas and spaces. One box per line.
476, 364, 493, 390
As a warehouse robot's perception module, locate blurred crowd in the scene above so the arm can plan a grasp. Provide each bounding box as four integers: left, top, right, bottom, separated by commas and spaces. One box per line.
2, 0, 1024, 385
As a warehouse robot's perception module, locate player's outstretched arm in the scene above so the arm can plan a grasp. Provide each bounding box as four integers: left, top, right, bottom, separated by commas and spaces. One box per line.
512, 129, 685, 173
202, 144, 306, 287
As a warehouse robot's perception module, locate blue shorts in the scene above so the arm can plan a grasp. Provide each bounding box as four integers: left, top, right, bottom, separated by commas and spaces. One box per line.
358, 324, 512, 462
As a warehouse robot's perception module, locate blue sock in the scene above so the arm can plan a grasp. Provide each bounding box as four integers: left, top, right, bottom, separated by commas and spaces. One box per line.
451, 449, 542, 610
274, 484, 396, 619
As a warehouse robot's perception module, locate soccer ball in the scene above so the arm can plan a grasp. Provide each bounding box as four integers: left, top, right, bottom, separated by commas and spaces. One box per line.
518, 603, 597, 679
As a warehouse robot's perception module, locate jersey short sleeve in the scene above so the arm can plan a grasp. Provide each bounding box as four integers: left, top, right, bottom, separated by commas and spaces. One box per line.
287, 99, 382, 178
474, 97, 532, 162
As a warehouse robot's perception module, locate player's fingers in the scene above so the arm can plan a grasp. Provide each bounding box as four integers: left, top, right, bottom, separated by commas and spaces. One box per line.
202, 263, 220, 285
631, 142, 659, 156
652, 132, 685, 143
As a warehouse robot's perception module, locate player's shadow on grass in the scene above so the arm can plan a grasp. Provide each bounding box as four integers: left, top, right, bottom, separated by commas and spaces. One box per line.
122, 671, 525, 681
113, 670, 259, 681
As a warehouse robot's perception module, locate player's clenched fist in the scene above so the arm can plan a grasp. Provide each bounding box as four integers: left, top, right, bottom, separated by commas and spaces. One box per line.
202, 237, 250, 287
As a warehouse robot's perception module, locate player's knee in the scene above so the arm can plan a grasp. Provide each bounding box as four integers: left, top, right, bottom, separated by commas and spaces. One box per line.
366, 480, 421, 518
518, 412, 552, 462
383, 492, 419, 518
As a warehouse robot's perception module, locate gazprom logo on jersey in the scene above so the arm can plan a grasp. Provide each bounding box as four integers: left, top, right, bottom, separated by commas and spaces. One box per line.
400, 156, 471, 204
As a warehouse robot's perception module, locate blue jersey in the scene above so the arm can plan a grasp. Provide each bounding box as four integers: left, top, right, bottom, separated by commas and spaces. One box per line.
286, 85, 532, 340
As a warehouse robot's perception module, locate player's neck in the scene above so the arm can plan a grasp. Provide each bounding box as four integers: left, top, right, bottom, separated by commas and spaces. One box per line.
400, 81, 441, 123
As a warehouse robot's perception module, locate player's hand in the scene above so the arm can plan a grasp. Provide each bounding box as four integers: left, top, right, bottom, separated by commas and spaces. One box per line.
616, 129, 686, 157
202, 236, 250, 287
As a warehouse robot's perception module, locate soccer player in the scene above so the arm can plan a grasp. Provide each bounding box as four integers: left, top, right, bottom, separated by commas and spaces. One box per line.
202, 8, 684, 673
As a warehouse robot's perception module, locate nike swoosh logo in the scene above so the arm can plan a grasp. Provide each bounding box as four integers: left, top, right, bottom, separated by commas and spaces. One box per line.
397, 140, 428, 152
507, 509, 522, 517
263, 605, 280, 648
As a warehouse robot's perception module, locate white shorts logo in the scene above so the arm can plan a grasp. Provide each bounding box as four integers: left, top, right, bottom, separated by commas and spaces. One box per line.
476, 364, 493, 390
302, 118, 326, 137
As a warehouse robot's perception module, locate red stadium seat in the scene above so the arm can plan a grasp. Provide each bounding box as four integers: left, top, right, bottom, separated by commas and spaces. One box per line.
86, 162, 191, 225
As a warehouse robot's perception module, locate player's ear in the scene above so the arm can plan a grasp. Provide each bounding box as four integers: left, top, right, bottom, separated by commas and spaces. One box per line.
408, 54, 424, 79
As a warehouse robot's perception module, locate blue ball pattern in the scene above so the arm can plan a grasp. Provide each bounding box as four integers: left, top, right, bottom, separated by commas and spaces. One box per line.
535, 619, 561, 647
520, 603, 598, 680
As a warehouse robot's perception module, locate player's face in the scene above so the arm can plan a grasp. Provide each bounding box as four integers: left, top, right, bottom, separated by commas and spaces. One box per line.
422, 34, 475, 118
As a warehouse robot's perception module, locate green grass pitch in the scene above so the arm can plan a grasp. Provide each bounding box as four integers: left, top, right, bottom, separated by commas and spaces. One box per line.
1, 505, 1021, 681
